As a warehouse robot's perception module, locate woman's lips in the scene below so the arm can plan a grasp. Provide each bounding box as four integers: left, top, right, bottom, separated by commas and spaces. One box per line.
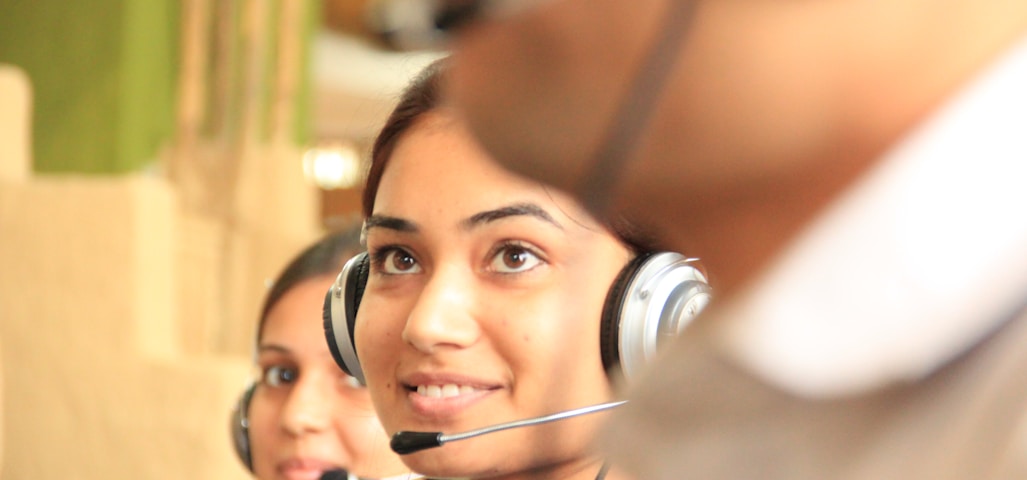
401, 373, 502, 418
415, 383, 484, 398
277, 457, 342, 480
406, 385, 496, 418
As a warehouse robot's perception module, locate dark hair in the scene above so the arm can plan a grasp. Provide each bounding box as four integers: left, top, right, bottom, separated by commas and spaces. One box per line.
257, 226, 363, 342
361, 58, 659, 253
363, 58, 447, 218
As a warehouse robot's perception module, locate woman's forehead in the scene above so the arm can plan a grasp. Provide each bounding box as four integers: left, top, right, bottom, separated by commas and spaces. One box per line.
371, 180, 596, 234
378, 119, 596, 227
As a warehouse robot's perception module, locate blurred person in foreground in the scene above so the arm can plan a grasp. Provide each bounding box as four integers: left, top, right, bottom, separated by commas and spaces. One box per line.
423, 0, 1027, 478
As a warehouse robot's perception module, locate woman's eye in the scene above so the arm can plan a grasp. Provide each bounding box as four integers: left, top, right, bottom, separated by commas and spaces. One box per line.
379, 248, 421, 275
490, 244, 543, 273
261, 365, 298, 388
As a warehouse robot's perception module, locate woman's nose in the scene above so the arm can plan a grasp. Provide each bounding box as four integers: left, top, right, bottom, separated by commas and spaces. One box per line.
280, 374, 333, 436
402, 266, 481, 354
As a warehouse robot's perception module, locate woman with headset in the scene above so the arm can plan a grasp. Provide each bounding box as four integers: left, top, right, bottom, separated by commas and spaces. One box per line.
324, 59, 710, 480
232, 227, 412, 480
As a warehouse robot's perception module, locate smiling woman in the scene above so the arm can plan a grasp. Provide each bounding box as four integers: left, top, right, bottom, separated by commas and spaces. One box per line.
323, 58, 710, 480
230, 228, 412, 480
361, 60, 632, 480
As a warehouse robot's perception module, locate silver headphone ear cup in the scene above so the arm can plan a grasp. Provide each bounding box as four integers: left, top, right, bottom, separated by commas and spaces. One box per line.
323, 252, 369, 385
608, 252, 712, 381
230, 383, 256, 472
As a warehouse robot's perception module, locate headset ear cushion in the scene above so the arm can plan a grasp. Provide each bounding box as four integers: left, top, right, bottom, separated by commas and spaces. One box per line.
324, 252, 370, 383
230, 383, 256, 472
600, 253, 654, 377
347, 253, 370, 327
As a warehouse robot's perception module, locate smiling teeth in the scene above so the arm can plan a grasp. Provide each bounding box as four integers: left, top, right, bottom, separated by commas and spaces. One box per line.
416, 384, 479, 398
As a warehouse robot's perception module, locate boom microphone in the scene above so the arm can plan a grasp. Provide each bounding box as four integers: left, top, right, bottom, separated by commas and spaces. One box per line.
319, 470, 426, 480
390, 400, 627, 454
319, 470, 350, 480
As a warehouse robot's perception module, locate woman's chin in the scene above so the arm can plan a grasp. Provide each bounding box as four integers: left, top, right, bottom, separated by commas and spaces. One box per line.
400, 448, 503, 479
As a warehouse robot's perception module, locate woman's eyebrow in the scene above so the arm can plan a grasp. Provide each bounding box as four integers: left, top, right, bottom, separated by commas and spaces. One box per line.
462, 202, 563, 230
364, 214, 419, 233
257, 344, 291, 355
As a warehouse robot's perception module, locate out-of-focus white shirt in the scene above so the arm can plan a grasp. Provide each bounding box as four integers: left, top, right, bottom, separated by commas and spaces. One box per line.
719, 33, 1027, 397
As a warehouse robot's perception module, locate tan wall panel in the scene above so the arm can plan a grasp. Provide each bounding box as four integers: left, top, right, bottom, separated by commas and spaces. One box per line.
0, 176, 250, 480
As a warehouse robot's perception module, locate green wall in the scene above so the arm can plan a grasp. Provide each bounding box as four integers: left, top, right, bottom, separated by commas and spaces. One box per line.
0, 0, 179, 173
0, 0, 314, 174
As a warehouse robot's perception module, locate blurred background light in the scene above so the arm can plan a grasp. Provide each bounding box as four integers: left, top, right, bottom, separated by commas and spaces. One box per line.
303, 141, 364, 189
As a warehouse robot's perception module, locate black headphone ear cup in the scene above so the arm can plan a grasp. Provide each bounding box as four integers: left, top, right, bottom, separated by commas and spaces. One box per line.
600, 253, 654, 377
323, 252, 370, 384
230, 383, 256, 472
601, 252, 712, 382
348, 253, 370, 323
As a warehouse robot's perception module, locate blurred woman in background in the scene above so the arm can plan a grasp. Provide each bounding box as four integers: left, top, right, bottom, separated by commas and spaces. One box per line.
232, 227, 413, 480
